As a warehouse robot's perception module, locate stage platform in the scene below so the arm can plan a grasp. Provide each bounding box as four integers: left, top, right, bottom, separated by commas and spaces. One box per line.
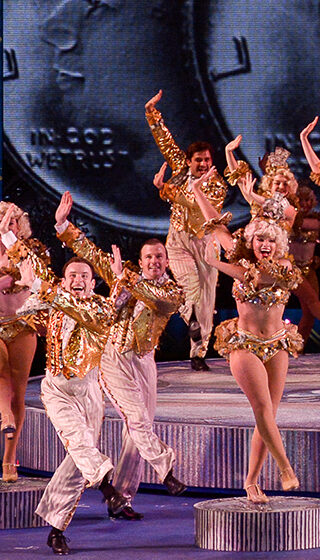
2, 354, 320, 492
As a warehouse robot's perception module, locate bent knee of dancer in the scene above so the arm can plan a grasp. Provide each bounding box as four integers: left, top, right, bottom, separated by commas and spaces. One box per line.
125, 415, 154, 437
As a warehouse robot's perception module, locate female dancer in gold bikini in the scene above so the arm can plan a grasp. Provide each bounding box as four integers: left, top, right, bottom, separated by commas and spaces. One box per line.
192, 172, 302, 504
0, 202, 49, 482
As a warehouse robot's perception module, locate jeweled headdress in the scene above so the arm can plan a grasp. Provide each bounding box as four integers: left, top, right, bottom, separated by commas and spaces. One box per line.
262, 147, 291, 177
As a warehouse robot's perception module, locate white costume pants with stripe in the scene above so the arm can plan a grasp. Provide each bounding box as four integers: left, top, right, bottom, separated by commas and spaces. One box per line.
35, 368, 113, 531
166, 226, 218, 358
99, 342, 175, 501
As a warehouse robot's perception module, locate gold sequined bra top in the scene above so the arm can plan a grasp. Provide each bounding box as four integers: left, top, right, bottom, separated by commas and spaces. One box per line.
232, 280, 290, 309
232, 258, 302, 310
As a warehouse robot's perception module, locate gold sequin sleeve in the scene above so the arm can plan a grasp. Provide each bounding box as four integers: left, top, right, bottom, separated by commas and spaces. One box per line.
224, 161, 251, 186
159, 183, 188, 205
145, 108, 187, 173
7, 239, 57, 285
120, 268, 184, 315
201, 212, 233, 234
310, 170, 320, 186
58, 222, 115, 287
257, 259, 303, 290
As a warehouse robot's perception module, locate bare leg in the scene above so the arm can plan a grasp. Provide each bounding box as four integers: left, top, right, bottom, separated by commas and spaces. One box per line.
2, 332, 37, 468
244, 351, 289, 497
229, 349, 298, 495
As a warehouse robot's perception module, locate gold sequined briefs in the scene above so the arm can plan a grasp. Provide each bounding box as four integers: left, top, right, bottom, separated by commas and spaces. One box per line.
214, 317, 303, 362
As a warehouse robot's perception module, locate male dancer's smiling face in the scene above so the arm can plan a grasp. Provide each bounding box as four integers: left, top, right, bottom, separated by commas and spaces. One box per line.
187, 150, 213, 178
139, 243, 168, 281
61, 262, 95, 298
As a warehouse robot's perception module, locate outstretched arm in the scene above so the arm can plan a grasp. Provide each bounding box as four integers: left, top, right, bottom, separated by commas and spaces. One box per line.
300, 116, 320, 173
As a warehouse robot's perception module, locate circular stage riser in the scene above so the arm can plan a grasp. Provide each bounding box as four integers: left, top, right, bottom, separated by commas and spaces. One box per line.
0, 479, 49, 529
194, 497, 320, 552
1, 408, 319, 492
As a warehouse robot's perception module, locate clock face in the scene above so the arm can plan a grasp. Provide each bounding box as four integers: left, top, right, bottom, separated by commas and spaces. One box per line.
182, 0, 320, 198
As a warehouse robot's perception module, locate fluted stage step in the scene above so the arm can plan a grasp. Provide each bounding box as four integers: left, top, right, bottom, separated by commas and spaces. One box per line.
0, 478, 49, 529
194, 496, 320, 552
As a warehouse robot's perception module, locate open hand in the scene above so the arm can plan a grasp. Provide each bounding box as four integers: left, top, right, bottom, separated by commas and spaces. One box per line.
300, 116, 319, 140
226, 134, 242, 152
153, 162, 167, 190
109, 244, 123, 276
192, 166, 218, 192
55, 191, 73, 226
16, 258, 35, 288
0, 204, 16, 236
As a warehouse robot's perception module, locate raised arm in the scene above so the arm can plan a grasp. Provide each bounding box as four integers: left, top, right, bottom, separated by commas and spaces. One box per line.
300, 117, 320, 174
225, 135, 242, 172
145, 89, 186, 171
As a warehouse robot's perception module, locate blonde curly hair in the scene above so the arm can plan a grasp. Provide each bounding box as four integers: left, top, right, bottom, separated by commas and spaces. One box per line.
258, 168, 298, 197
0, 202, 32, 239
244, 218, 289, 259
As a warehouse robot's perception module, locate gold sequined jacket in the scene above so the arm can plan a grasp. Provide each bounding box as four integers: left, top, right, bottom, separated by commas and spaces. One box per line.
7, 239, 116, 379
58, 223, 184, 356
146, 108, 227, 238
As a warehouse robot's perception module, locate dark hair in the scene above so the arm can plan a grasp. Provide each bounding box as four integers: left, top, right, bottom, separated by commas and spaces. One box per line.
185, 141, 214, 162
139, 238, 168, 259
62, 256, 95, 279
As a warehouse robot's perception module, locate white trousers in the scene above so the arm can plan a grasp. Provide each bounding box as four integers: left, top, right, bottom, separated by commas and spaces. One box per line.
100, 342, 175, 501
166, 226, 218, 358
35, 368, 113, 531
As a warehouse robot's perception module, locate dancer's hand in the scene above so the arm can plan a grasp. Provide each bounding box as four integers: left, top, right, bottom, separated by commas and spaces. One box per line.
145, 89, 163, 113
0, 204, 16, 236
109, 245, 123, 276
192, 166, 218, 192
240, 172, 257, 202
153, 162, 167, 190
225, 134, 242, 153
55, 191, 73, 226
300, 116, 319, 140
16, 258, 35, 288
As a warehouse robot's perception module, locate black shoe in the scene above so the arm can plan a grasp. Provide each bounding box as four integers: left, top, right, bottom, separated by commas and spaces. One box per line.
99, 475, 129, 515
108, 505, 144, 520
47, 528, 70, 555
163, 470, 187, 496
191, 356, 210, 371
